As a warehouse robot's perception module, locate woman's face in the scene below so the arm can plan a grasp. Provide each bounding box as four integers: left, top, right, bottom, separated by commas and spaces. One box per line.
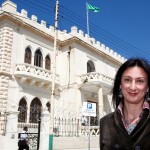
121, 66, 148, 104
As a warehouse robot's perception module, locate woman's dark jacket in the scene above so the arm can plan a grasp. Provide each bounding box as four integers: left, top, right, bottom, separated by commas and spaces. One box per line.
100, 108, 150, 150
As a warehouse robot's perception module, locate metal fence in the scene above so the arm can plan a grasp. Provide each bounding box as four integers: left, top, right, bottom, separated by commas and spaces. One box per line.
53, 117, 99, 137
53, 117, 80, 137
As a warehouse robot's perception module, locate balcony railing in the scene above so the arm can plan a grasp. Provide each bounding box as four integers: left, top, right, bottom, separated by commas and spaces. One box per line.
80, 72, 114, 86
14, 63, 60, 85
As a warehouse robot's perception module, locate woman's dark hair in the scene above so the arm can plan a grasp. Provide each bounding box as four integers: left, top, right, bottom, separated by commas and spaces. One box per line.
112, 58, 150, 109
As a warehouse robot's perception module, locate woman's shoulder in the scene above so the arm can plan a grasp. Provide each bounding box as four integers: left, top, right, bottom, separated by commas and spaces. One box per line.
100, 112, 115, 123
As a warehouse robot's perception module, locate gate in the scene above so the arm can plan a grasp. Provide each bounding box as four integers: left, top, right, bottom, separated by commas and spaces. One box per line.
18, 112, 41, 150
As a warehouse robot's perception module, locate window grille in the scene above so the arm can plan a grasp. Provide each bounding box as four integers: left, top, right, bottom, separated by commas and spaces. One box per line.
87, 60, 95, 73
34, 49, 43, 67
29, 98, 42, 123
18, 98, 27, 123
46, 102, 51, 112
45, 55, 51, 70
24, 47, 32, 64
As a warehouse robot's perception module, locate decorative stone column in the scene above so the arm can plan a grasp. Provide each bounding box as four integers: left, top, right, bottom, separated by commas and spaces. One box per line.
75, 87, 82, 116
74, 85, 82, 136
98, 87, 104, 119
0, 25, 13, 135
39, 109, 50, 150
31, 54, 35, 66
5, 105, 19, 150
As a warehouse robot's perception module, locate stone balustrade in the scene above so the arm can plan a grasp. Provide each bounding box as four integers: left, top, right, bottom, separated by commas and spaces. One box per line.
14, 63, 60, 85
81, 126, 99, 137
80, 72, 114, 86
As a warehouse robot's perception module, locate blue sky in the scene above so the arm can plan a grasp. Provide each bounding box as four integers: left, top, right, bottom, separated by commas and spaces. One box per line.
1, 0, 150, 61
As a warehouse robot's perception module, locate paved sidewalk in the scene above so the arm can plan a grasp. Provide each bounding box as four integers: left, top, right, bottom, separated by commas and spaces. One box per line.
55, 148, 99, 150
69, 148, 99, 150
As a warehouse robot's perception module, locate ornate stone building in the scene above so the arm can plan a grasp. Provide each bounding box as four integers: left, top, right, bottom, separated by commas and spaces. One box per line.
0, 0, 125, 149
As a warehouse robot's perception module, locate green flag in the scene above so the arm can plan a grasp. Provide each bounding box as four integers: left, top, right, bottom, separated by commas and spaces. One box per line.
87, 3, 100, 12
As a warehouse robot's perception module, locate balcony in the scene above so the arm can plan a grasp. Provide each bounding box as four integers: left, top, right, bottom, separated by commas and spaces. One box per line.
14, 63, 60, 89
79, 72, 114, 94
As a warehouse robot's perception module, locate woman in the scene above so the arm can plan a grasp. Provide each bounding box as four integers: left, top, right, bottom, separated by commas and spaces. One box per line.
100, 58, 150, 150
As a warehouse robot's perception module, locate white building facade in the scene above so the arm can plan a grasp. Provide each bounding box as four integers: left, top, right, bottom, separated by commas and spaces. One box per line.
0, 0, 126, 150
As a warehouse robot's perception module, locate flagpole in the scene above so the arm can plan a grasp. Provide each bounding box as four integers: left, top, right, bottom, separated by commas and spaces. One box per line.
86, 2, 90, 37
86, 2, 90, 150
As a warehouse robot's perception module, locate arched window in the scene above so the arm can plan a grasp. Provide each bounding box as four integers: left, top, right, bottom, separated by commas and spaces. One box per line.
46, 102, 51, 112
45, 55, 51, 70
18, 98, 27, 123
24, 47, 32, 64
87, 60, 95, 73
29, 98, 42, 123
34, 49, 43, 67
